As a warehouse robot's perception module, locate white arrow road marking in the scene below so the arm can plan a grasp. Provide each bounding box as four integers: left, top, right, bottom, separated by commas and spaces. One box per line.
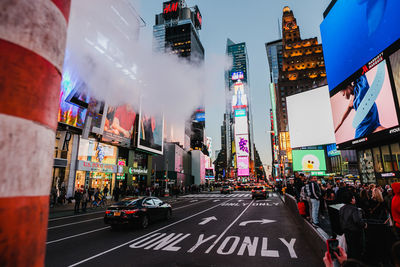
239, 219, 276, 226
238, 200, 244, 202
189, 200, 199, 203
199, 216, 217, 225
213, 199, 220, 202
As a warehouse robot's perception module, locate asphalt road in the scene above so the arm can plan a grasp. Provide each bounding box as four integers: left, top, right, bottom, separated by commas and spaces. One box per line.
45, 191, 323, 267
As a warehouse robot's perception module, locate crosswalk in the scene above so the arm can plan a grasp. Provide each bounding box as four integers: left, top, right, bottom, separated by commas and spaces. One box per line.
180, 193, 279, 199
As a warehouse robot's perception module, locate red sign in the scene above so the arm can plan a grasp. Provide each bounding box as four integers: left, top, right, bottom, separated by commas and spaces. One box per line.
196, 11, 202, 26
163, 2, 178, 14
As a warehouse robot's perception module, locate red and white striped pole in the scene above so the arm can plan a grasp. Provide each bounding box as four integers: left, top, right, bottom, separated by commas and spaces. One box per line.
0, 0, 71, 266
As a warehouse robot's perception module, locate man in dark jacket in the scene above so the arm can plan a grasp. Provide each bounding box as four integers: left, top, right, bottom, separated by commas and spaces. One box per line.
74, 189, 82, 214
339, 191, 366, 260
286, 178, 299, 199
307, 176, 321, 226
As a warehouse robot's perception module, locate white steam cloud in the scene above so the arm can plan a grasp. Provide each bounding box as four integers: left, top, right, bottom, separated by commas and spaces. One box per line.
64, 0, 231, 145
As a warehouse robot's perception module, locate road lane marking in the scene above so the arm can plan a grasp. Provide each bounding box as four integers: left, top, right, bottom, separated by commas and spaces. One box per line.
204, 199, 254, 254
216, 236, 240, 255
173, 200, 209, 210
279, 238, 297, 258
198, 216, 217, 225
187, 234, 217, 253
48, 217, 103, 230
238, 236, 258, 256
48, 211, 105, 221
68, 199, 231, 267
46, 226, 110, 245
238, 219, 276, 226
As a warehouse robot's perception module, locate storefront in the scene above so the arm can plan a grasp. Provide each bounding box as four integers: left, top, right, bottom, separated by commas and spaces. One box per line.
127, 150, 150, 188
357, 141, 400, 185
75, 139, 118, 194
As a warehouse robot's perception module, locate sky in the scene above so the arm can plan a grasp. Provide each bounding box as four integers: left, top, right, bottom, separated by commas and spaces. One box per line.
136, 0, 332, 168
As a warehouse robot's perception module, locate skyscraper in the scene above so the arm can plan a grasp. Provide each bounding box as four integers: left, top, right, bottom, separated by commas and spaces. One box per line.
153, 0, 206, 153
266, 6, 327, 177
224, 39, 256, 179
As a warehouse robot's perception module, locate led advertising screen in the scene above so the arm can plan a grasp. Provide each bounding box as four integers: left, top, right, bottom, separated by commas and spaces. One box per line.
286, 86, 336, 148
292, 150, 327, 172
102, 105, 137, 147
234, 115, 248, 135
237, 156, 249, 176
58, 71, 89, 129
235, 134, 249, 157
137, 110, 164, 155
330, 57, 399, 148
320, 0, 400, 91
327, 143, 340, 157
389, 48, 400, 108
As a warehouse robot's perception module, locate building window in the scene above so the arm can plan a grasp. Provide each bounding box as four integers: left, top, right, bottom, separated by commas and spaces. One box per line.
381, 145, 393, 172
390, 143, 400, 171
372, 147, 383, 172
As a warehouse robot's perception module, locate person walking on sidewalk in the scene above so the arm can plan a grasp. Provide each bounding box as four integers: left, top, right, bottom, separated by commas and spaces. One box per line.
307, 176, 321, 226
74, 189, 82, 214
81, 189, 89, 212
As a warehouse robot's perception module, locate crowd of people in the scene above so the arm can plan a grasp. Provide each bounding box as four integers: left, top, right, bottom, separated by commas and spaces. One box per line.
282, 172, 400, 266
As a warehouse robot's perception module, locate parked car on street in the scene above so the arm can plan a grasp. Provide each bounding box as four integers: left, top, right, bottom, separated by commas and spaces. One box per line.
104, 197, 172, 229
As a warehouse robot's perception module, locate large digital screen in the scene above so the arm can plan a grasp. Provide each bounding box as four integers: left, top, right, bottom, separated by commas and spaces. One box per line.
137, 110, 164, 155
237, 156, 249, 176
330, 58, 399, 147
234, 115, 248, 136
102, 105, 136, 147
286, 86, 335, 148
327, 143, 340, 157
235, 134, 249, 157
389, 48, 400, 106
58, 71, 89, 129
320, 0, 400, 91
292, 150, 326, 171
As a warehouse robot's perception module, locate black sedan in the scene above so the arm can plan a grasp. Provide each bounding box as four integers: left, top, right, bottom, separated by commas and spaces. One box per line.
104, 197, 172, 229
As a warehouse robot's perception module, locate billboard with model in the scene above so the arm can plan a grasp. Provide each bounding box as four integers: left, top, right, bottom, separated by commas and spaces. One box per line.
320, 0, 400, 91
102, 105, 137, 147
330, 56, 399, 148
137, 110, 164, 155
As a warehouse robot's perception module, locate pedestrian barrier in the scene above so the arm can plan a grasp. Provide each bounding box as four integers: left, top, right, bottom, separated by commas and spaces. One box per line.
284, 193, 326, 259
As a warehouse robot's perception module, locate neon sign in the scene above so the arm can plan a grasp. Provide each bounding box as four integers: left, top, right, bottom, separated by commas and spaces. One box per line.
163, 1, 179, 15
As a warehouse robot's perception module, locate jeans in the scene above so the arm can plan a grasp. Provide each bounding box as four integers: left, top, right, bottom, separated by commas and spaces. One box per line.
310, 198, 320, 224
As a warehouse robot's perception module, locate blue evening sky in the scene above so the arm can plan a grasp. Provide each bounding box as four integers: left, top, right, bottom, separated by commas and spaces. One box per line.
137, 0, 331, 169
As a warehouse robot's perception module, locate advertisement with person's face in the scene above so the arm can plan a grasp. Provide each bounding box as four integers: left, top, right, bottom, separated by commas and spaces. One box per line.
103, 105, 136, 147
331, 59, 399, 145
292, 150, 326, 172
138, 111, 164, 155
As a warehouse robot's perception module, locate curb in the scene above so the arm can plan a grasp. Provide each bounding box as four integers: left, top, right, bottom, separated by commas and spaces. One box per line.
283, 193, 327, 260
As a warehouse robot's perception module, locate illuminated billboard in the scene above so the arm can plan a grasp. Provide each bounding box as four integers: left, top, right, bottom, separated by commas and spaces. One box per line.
320, 0, 400, 91
234, 115, 248, 135
162, 0, 180, 20
389, 48, 400, 108
286, 85, 335, 148
237, 156, 249, 176
327, 143, 340, 157
102, 105, 136, 147
330, 56, 399, 148
231, 72, 244, 81
137, 110, 164, 155
58, 71, 89, 129
234, 109, 246, 117
235, 134, 249, 157
292, 150, 326, 172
